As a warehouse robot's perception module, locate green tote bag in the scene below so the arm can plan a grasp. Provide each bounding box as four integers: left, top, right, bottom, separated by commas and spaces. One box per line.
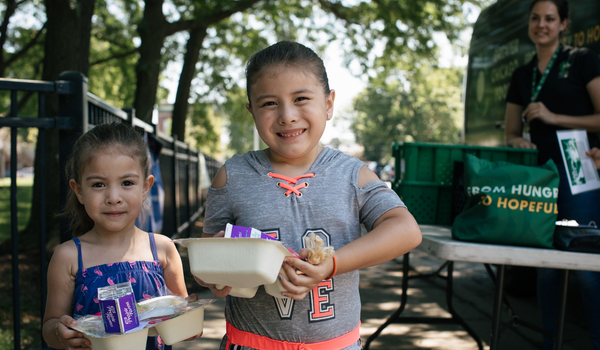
452, 154, 560, 248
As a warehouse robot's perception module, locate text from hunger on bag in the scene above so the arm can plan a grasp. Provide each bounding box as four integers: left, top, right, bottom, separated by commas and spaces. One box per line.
467, 185, 559, 199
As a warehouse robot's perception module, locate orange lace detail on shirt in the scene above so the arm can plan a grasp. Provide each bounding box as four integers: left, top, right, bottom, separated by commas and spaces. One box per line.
268, 172, 315, 197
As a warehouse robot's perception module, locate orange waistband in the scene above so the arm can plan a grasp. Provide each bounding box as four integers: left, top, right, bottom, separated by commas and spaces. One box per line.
225, 321, 361, 350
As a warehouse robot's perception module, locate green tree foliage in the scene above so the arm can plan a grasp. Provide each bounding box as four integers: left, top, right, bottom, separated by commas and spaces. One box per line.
218, 84, 254, 156
216, 83, 267, 157
0, 0, 45, 130
318, 0, 473, 72
166, 0, 485, 150
170, 1, 334, 146
350, 64, 464, 163
2, 0, 487, 155
0, 0, 45, 78
185, 101, 221, 155
87, 0, 142, 107
0, 0, 487, 247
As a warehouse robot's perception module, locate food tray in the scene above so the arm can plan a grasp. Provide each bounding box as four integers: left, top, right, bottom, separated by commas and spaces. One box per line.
177, 238, 292, 288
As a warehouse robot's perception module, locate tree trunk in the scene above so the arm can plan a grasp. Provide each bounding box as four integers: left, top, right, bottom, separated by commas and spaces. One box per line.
0, 0, 18, 76
14, 0, 95, 251
171, 26, 207, 141
133, 0, 168, 124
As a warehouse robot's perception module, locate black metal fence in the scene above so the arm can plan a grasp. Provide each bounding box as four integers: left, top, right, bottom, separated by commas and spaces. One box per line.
0, 71, 216, 349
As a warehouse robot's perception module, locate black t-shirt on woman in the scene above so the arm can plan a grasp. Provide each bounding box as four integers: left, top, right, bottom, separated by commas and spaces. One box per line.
506, 45, 600, 165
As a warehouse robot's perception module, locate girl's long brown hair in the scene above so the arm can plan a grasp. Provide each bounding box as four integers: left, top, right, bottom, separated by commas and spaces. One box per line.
62, 122, 149, 237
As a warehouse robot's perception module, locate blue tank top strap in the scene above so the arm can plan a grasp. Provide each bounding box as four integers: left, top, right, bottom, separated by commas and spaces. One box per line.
73, 237, 84, 272
148, 232, 159, 262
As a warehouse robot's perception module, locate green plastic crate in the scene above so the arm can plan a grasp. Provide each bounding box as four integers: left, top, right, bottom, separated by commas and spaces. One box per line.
394, 142, 538, 184
394, 181, 454, 225
393, 142, 538, 225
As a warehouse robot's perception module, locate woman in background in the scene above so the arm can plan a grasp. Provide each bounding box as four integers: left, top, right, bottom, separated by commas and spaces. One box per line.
504, 0, 600, 348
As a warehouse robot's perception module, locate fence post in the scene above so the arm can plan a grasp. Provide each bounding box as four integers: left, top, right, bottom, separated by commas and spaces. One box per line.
122, 107, 135, 125
172, 135, 180, 236
57, 71, 87, 243
186, 145, 192, 237
9, 89, 21, 350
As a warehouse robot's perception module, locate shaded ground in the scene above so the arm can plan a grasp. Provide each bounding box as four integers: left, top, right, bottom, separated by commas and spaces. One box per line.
0, 252, 44, 350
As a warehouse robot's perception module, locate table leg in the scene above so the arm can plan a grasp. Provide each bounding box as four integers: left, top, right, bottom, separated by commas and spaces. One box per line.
554, 269, 569, 350
446, 262, 484, 350
364, 253, 411, 350
365, 254, 484, 350
490, 264, 505, 350
484, 264, 553, 340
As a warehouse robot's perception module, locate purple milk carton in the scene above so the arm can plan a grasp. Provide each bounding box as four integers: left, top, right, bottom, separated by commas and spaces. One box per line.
98, 282, 139, 333
224, 223, 276, 240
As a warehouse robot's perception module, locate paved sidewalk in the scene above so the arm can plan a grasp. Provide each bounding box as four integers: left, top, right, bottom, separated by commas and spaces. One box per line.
174, 233, 593, 349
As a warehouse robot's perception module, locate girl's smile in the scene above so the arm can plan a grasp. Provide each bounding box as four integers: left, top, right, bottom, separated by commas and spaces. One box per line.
277, 128, 306, 138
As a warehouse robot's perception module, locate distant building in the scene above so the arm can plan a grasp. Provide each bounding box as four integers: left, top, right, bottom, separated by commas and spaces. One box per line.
156, 104, 173, 134
0, 128, 35, 178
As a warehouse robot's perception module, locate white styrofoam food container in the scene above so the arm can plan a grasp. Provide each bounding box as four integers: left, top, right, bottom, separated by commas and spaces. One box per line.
153, 304, 206, 345
178, 238, 292, 288
82, 327, 149, 350
215, 285, 259, 298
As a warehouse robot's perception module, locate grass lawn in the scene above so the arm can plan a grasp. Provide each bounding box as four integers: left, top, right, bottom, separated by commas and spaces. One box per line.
0, 177, 41, 350
0, 177, 33, 242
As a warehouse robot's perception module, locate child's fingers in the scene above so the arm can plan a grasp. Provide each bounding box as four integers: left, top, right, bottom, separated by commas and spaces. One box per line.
210, 284, 232, 298
192, 275, 229, 297
56, 319, 90, 349
277, 274, 310, 300
281, 261, 324, 291
58, 316, 86, 340
70, 337, 92, 349
296, 248, 310, 259
286, 257, 330, 281
285, 257, 311, 273
58, 315, 77, 328
193, 275, 209, 288
186, 293, 199, 302
184, 331, 203, 341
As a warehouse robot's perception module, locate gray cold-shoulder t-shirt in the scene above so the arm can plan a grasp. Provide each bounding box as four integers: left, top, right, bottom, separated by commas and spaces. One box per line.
203, 147, 406, 350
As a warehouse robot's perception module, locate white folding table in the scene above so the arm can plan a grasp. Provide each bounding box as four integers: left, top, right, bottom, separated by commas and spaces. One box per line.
365, 224, 600, 350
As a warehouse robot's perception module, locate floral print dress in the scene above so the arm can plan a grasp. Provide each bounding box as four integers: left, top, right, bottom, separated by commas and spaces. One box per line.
72, 233, 171, 350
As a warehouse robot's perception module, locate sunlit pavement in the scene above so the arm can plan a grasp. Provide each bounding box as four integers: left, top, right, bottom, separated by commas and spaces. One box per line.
175, 227, 592, 350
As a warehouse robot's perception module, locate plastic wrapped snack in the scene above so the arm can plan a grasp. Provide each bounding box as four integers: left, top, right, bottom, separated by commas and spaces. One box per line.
304, 232, 335, 265
137, 295, 187, 320
73, 296, 215, 347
